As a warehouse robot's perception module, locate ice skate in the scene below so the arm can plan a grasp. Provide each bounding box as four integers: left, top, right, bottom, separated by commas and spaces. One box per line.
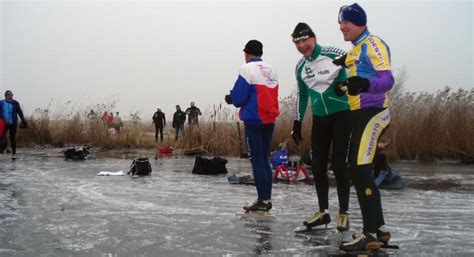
303, 211, 331, 229
340, 232, 380, 252
352, 227, 391, 243
243, 199, 272, 213
336, 213, 350, 232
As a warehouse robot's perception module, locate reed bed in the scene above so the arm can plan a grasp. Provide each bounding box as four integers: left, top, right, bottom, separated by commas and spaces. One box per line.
390, 87, 474, 162
15, 85, 474, 162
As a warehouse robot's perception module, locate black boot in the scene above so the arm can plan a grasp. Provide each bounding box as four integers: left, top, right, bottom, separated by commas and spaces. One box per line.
352, 227, 391, 243
243, 200, 271, 212
340, 232, 380, 251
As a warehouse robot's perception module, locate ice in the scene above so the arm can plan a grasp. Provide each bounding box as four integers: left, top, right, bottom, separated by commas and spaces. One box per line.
0, 149, 473, 256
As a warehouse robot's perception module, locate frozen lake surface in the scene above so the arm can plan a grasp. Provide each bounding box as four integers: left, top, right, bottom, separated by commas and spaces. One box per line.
1, 148, 474, 257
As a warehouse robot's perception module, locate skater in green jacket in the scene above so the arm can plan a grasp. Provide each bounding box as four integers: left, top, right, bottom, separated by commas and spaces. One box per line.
291, 23, 352, 232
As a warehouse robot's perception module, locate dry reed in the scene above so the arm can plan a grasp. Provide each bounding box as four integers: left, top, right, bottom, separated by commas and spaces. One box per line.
15, 80, 474, 162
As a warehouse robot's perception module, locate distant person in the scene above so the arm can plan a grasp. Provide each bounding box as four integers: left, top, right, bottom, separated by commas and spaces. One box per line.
185, 101, 202, 126
152, 107, 166, 142
87, 110, 98, 121
334, 3, 394, 251
107, 112, 114, 129
225, 39, 279, 212
101, 111, 109, 128
130, 112, 141, 125
0, 90, 28, 156
0, 118, 7, 154
172, 105, 186, 140
113, 112, 123, 133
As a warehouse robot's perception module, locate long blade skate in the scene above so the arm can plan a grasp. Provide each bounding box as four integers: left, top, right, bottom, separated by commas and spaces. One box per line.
294, 224, 331, 233
236, 210, 276, 220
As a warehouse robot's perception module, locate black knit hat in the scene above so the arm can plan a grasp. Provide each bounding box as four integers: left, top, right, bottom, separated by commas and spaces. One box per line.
243, 40, 263, 56
4, 90, 12, 96
292, 23, 316, 42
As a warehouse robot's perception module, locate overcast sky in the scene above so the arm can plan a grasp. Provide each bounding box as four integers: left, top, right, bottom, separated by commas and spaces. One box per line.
1, 0, 473, 119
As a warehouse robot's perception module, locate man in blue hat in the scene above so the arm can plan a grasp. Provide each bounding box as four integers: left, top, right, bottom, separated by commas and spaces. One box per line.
0, 90, 27, 156
334, 3, 394, 251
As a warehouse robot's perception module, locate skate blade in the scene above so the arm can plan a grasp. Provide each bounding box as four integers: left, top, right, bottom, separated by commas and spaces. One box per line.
294, 226, 312, 233
294, 225, 331, 233
236, 211, 275, 220
381, 242, 399, 249
245, 210, 270, 216
335, 243, 399, 256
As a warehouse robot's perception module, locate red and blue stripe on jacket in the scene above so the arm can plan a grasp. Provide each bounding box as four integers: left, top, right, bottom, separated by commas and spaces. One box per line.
230, 58, 280, 124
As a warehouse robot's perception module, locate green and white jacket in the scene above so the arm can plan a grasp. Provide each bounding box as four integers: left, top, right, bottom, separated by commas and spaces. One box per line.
295, 44, 349, 120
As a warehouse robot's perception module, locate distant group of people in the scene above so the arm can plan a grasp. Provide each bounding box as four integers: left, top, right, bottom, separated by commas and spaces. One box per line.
92, 111, 123, 133
152, 102, 202, 142
83, 101, 202, 142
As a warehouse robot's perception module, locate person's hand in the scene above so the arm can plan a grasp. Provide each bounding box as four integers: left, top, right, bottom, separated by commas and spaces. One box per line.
334, 82, 348, 97
291, 120, 303, 145
172, 124, 175, 129
225, 94, 232, 105
347, 76, 370, 96
19, 122, 28, 129
332, 54, 347, 68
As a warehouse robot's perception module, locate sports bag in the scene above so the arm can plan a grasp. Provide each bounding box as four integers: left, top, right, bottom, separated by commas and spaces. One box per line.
129, 157, 152, 176
192, 156, 228, 175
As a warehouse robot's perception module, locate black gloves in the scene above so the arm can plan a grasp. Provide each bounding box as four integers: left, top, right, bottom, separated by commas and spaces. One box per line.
347, 76, 370, 95
225, 94, 232, 105
332, 54, 347, 68
19, 121, 28, 129
334, 82, 347, 97
333, 76, 370, 96
291, 120, 303, 145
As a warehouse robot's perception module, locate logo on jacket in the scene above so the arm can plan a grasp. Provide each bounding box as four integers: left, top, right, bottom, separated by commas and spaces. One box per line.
366, 122, 380, 157
369, 37, 384, 61
317, 69, 330, 75
258, 65, 278, 84
303, 66, 315, 80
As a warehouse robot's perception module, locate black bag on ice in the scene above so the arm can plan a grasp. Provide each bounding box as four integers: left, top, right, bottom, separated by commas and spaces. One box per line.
192, 156, 228, 175
128, 157, 152, 176
64, 147, 90, 160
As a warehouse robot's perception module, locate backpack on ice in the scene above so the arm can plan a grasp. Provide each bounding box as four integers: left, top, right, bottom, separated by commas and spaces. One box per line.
192, 156, 228, 175
128, 157, 152, 176
64, 147, 90, 160
375, 169, 406, 190
372, 150, 406, 190
270, 149, 289, 169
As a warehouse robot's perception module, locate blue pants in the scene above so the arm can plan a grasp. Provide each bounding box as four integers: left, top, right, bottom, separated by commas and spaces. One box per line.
174, 124, 185, 140
244, 123, 275, 201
